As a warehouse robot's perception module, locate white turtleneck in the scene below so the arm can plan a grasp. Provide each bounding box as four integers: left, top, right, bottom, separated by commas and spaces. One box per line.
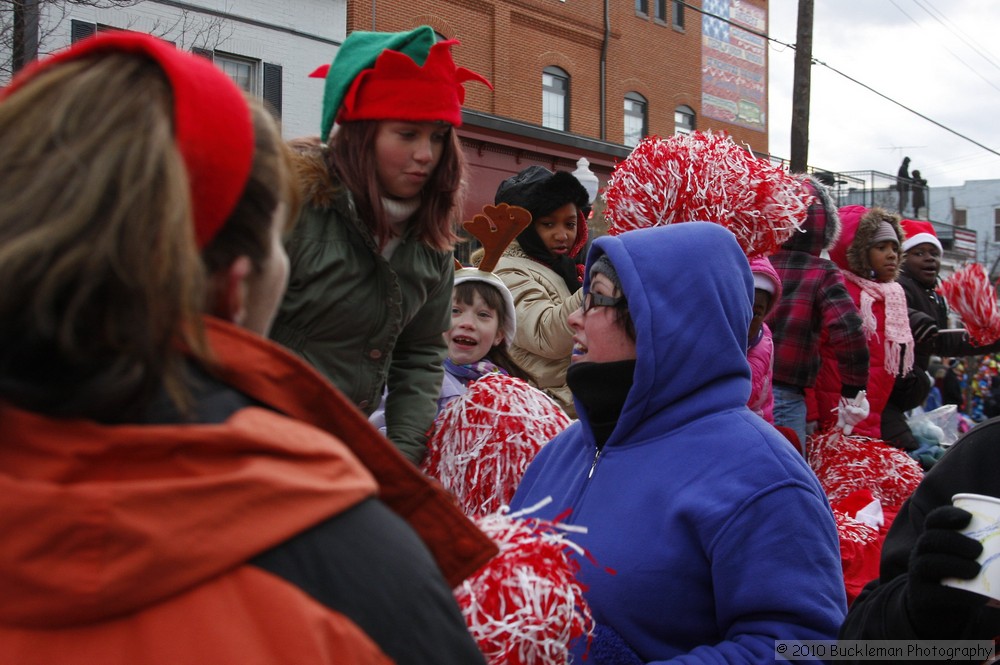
380, 196, 420, 260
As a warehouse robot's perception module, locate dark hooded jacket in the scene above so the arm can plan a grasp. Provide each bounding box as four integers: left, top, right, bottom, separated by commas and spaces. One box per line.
766, 177, 869, 393
841, 418, 1000, 653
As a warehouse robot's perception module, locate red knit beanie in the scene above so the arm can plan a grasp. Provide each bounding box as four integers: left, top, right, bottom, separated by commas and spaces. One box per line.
1, 32, 254, 249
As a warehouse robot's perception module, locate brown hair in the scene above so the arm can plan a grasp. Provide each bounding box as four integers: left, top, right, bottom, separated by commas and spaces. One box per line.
453, 281, 531, 382
203, 101, 301, 276
326, 119, 464, 252
0, 52, 293, 421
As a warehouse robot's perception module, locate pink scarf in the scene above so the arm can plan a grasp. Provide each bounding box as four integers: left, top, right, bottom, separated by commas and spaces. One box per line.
842, 271, 914, 377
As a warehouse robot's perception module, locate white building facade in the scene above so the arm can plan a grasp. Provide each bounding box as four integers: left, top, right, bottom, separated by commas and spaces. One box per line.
928, 179, 1000, 275
2, 0, 346, 139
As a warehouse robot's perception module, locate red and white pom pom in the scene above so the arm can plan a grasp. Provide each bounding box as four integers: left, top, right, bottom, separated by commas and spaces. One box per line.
602, 131, 811, 257
807, 429, 923, 512
455, 508, 594, 665
938, 263, 1000, 346
423, 374, 572, 518
832, 509, 880, 547
831, 508, 883, 604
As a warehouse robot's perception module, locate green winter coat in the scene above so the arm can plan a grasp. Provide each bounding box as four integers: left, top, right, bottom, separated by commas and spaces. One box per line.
270, 145, 452, 464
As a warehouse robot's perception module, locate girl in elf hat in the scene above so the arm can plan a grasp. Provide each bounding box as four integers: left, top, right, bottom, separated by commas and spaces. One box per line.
882, 218, 1000, 453
0, 32, 493, 664
811, 206, 911, 440
485, 164, 592, 418
269, 26, 492, 464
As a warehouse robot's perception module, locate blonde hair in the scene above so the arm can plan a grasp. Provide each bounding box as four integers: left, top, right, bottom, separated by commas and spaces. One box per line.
0, 52, 293, 421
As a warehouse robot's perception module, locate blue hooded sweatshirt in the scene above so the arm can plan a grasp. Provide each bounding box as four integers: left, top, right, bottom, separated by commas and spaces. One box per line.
510, 223, 846, 663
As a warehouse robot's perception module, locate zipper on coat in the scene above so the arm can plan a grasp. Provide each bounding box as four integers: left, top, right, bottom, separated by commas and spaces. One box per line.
588, 447, 601, 478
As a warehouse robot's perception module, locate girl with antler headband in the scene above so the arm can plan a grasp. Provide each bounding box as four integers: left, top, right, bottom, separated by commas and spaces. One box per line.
269, 26, 492, 464
371, 204, 532, 431
440, 206, 533, 411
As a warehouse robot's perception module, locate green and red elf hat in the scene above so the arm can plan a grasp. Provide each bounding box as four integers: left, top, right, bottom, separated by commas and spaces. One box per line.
0, 32, 254, 249
310, 25, 492, 141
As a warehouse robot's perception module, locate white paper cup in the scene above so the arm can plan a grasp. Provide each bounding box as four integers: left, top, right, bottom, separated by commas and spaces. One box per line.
942, 493, 1000, 602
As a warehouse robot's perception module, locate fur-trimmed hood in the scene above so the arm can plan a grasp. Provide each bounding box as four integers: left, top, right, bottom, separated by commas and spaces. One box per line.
831, 205, 905, 279
781, 175, 841, 256
287, 136, 341, 210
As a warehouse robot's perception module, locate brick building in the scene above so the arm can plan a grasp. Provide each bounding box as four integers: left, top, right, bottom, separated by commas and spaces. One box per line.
346, 0, 770, 228
3, 0, 770, 233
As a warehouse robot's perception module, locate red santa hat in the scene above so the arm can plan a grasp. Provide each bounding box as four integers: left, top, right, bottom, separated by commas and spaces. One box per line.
900, 218, 943, 253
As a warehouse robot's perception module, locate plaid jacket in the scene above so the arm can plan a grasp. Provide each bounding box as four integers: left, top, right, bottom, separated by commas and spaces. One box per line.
766, 191, 869, 392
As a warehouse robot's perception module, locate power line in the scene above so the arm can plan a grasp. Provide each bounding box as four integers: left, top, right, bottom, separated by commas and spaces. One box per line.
912, 0, 1000, 74
686, 0, 1000, 162
890, 0, 1000, 95
809, 56, 1000, 159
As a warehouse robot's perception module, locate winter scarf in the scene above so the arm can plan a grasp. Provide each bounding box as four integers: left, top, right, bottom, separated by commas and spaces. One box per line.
444, 357, 507, 383
515, 223, 584, 294
842, 271, 914, 377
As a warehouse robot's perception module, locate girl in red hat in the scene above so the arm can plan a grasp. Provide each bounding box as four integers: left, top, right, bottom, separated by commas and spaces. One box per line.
270, 26, 492, 464
812, 206, 910, 439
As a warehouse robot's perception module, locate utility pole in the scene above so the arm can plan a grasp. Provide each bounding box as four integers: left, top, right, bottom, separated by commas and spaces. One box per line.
789, 0, 814, 173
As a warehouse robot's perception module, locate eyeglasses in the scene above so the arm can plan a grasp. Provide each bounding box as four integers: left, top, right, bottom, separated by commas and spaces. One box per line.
582, 291, 624, 313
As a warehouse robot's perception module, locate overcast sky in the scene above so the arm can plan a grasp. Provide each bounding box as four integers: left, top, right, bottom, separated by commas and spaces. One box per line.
767, 0, 1000, 187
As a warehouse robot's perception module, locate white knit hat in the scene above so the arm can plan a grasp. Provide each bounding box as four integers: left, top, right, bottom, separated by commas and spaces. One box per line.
453, 268, 517, 345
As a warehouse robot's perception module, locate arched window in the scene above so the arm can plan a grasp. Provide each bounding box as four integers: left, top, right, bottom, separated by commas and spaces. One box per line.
675, 105, 695, 135
542, 66, 569, 131
624, 92, 648, 147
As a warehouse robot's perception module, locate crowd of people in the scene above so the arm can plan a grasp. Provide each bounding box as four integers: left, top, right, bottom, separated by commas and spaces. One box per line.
1, 25, 998, 664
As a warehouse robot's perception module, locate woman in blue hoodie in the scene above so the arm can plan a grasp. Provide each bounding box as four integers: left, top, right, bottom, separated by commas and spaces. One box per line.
510, 222, 846, 663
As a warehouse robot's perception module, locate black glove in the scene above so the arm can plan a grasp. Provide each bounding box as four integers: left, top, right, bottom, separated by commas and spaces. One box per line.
909, 311, 940, 343
905, 505, 985, 637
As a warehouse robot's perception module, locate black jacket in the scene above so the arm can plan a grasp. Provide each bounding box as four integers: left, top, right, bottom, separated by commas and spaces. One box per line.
884, 272, 1000, 448
841, 419, 1000, 655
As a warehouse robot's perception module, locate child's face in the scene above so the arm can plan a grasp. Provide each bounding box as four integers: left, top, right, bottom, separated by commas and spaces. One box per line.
446, 291, 504, 365
373, 120, 449, 200
869, 241, 900, 282
748, 288, 772, 345
534, 202, 579, 257
903, 242, 941, 288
